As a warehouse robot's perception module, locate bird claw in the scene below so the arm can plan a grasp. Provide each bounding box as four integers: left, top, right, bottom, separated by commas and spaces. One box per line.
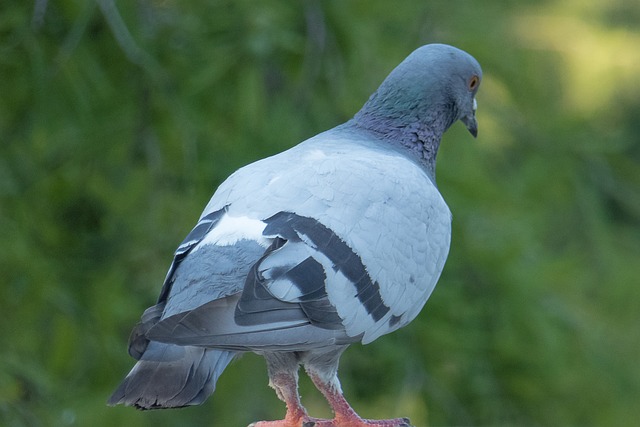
306, 418, 412, 427
357, 419, 412, 427
250, 419, 411, 427
248, 417, 327, 427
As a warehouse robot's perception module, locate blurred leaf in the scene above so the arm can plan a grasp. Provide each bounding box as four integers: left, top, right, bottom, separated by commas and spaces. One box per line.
1, 0, 638, 426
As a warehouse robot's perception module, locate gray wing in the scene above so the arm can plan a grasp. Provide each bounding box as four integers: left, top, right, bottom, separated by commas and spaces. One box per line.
146, 211, 364, 351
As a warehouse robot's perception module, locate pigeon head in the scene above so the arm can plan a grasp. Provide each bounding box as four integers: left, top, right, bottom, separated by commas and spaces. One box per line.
353, 44, 482, 172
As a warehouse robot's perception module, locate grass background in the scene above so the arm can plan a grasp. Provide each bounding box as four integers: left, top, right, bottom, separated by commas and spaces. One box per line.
1, 0, 639, 425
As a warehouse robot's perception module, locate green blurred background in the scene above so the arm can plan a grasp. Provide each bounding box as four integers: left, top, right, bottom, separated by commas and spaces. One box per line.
1, 0, 639, 426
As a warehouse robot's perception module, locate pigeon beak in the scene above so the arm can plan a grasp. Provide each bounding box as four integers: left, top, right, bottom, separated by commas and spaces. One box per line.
461, 98, 478, 138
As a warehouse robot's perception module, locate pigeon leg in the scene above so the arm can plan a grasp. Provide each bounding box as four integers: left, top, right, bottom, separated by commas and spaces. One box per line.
249, 372, 310, 427
306, 370, 412, 427
251, 354, 328, 427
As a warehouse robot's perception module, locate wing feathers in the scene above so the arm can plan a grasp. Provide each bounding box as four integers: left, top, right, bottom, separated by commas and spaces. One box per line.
156, 207, 228, 304
146, 296, 351, 351
263, 212, 391, 323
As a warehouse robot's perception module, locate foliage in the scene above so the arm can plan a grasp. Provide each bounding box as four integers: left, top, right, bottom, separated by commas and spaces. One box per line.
1, 0, 639, 426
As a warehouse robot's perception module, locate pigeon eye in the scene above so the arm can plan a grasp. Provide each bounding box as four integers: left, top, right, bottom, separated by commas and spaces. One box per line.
468, 75, 479, 91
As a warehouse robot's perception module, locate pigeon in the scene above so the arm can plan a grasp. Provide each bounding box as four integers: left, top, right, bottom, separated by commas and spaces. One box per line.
108, 43, 482, 427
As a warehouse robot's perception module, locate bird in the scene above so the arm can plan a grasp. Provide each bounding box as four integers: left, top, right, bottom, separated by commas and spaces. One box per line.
108, 43, 482, 427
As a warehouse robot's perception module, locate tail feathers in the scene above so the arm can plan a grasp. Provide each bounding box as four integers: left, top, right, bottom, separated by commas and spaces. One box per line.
108, 341, 235, 409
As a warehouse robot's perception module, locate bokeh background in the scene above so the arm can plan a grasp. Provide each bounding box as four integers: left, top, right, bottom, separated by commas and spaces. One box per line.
2, 0, 639, 426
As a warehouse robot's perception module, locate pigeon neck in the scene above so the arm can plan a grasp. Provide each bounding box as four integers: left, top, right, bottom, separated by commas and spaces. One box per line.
352, 107, 450, 181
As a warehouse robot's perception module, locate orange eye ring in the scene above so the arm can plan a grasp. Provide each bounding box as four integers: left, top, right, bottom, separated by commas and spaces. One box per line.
468, 75, 479, 91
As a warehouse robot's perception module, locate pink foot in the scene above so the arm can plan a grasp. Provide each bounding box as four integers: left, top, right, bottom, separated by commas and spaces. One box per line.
306, 372, 412, 427
311, 416, 412, 427
249, 416, 329, 427
252, 370, 328, 427
250, 417, 410, 427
